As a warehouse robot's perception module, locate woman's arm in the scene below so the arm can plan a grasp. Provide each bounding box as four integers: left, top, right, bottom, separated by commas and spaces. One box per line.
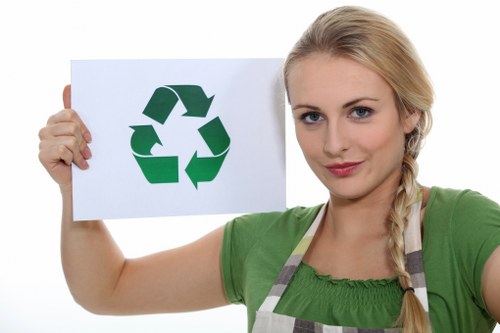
61, 196, 228, 314
60, 190, 228, 314
482, 245, 500, 322
39, 85, 229, 315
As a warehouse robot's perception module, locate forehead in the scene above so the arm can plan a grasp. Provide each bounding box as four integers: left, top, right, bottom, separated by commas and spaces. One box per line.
287, 53, 393, 107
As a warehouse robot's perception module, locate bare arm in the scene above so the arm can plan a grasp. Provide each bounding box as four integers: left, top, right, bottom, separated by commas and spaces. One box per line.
482, 245, 500, 322
61, 191, 228, 314
39, 86, 229, 315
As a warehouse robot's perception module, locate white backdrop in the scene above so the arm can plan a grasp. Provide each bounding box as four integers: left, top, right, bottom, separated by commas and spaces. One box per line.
1, 0, 499, 332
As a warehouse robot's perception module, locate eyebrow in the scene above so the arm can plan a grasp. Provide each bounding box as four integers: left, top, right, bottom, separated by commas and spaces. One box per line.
292, 104, 320, 111
342, 97, 379, 109
292, 97, 379, 111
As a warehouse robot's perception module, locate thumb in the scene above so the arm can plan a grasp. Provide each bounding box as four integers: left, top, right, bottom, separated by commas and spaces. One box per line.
63, 84, 71, 109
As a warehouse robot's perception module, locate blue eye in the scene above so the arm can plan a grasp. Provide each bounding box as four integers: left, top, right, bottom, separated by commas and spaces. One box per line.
350, 107, 372, 119
301, 112, 324, 124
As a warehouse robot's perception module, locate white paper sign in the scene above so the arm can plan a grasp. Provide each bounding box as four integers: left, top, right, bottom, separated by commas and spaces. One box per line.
71, 59, 286, 221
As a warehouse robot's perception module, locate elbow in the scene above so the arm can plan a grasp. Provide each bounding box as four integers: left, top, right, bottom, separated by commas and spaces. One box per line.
70, 291, 118, 315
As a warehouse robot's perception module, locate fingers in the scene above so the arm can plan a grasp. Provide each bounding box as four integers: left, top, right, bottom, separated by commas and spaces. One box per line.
47, 108, 92, 143
39, 129, 91, 169
59, 84, 91, 142
39, 136, 88, 169
63, 84, 71, 109
38, 86, 93, 188
39, 108, 92, 171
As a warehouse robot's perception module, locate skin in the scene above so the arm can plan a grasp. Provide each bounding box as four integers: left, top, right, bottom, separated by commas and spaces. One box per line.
38, 57, 500, 322
288, 54, 417, 203
38, 85, 229, 314
289, 54, 417, 279
483, 246, 500, 320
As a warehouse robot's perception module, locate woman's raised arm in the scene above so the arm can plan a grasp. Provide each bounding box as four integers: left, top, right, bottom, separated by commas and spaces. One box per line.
38, 85, 229, 315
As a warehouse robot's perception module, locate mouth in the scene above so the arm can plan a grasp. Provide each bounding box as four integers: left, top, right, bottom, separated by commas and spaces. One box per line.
325, 161, 363, 177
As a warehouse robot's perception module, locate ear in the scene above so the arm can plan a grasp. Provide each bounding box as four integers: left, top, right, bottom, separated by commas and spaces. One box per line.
403, 109, 421, 134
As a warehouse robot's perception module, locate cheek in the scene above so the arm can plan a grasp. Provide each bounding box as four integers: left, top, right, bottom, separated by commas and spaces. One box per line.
364, 126, 405, 159
295, 128, 321, 157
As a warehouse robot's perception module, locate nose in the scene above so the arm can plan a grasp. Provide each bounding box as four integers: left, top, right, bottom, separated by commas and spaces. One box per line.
323, 120, 349, 155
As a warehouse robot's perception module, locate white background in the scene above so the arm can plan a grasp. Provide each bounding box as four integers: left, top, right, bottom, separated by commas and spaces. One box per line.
1, 0, 499, 332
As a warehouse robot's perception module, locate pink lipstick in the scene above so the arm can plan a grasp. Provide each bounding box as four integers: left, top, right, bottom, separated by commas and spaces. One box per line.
326, 162, 363, 177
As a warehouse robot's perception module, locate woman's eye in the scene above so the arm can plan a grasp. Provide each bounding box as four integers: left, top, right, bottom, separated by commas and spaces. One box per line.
301, 112, 323, 124
350, 107, 373, 119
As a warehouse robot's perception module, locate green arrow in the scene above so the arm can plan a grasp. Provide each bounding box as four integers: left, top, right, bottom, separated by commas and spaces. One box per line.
143, 87, 178, 124
130, 125, 162, 155
185, 149, 229, 189
168, 85, 214, 118
133, 154, 179, 184
198, 117, 231, 155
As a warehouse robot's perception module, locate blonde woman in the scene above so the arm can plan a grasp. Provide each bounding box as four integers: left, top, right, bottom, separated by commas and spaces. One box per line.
38, 6, 500, 332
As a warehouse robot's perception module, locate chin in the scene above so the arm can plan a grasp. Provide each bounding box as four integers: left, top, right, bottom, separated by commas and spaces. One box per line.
321, 178, 376, 202
323, 183, 365, 201
329, 190, 365, 201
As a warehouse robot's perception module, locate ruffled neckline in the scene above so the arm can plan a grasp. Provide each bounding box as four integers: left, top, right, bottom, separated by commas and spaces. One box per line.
301, 262, 399, 288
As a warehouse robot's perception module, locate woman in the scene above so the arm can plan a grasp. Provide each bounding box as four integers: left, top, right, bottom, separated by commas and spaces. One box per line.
38, 6, 500, 332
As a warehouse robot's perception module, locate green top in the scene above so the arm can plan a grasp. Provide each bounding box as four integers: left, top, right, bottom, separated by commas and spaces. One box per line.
221, 187, 500, 332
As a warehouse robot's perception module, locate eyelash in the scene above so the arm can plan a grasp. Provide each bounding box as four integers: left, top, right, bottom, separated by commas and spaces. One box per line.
299, 111, 323, 124
299, 106, 373, 124
349, 106, 373, 119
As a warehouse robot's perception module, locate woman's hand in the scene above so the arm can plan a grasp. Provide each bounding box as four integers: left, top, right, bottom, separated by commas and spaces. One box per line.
38, 85, 92, 191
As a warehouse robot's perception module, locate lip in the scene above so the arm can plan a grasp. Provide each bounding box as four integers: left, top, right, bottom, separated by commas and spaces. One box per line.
326, 161, 363, 177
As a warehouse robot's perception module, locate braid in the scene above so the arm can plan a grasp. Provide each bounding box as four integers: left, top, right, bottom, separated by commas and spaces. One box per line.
388, 153, 431, 333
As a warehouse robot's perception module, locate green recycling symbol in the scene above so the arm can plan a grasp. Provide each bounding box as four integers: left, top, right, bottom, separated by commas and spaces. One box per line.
130, 85, 230, 189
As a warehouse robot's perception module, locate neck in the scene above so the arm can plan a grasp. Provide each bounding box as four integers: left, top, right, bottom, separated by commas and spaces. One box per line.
326, 179, 400, 240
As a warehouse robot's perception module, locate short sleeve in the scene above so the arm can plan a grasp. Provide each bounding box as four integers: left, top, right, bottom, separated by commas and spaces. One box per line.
220, 206, 322, 308
222, 220, 241, 304
451, 190, 500, 312
221, 211, 283, 304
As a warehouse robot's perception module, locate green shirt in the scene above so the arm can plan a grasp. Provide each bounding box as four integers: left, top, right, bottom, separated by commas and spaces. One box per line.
222, 187, 500, 332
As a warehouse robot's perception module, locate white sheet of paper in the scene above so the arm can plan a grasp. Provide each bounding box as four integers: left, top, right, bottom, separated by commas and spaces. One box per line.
71, 59, 286, 221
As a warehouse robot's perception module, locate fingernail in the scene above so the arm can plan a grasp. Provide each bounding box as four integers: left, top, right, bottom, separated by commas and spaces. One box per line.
83, 132, 92, 143
81, 160, 89, 170
83, 147, 92, 159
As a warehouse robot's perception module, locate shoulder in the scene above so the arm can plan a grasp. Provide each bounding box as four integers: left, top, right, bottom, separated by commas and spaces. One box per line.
425, 187, 500, 246
224, 205, 321, 250
426, 187, 499, 219
225, 204, 323, 241
428, 187, 500, 274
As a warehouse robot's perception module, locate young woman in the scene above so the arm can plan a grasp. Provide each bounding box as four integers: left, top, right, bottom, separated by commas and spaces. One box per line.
38, 6, 500, 333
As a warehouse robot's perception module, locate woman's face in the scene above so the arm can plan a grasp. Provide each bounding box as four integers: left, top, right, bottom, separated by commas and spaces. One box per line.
287, 53, 418, 202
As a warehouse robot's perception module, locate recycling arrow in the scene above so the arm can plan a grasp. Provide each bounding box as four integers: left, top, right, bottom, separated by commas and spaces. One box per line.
169, 85, 214, 118
130, 125, 162, 155
185, 117, 231, 188
185, 150, 229, 189
130, 84, 230, 189
198, 117, 231, 155
133, 155, 179, 184
143, 85, 214, 124
130, 124, 178, 184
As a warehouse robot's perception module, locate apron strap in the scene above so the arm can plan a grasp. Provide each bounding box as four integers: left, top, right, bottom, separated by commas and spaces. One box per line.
257, 204, 326, 312
403, 195, 429, 312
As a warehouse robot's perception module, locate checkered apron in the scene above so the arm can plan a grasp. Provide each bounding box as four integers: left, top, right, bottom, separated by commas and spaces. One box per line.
252, 198, 428, 333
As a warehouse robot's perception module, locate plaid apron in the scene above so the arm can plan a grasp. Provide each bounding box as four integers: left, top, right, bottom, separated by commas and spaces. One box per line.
252, 197, 429, 333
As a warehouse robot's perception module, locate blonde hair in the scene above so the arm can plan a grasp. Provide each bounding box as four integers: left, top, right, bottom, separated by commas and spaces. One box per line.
284, 6, 433, 332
